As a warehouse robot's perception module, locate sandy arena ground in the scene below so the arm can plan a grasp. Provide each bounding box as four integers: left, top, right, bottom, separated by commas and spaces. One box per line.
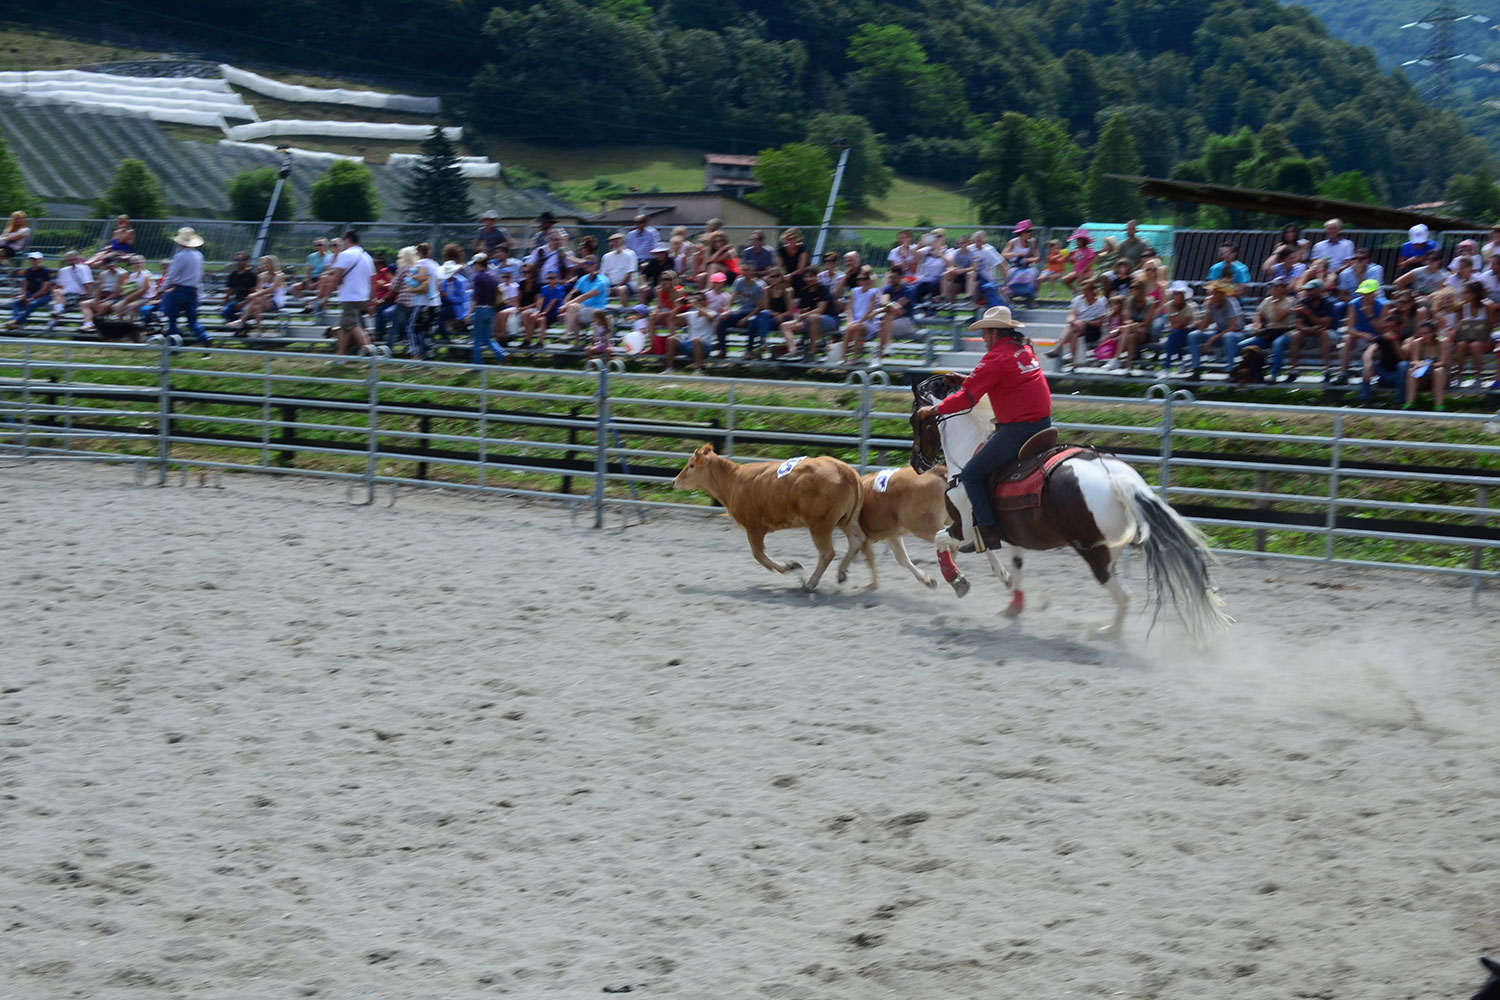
1, 462, 1498, 999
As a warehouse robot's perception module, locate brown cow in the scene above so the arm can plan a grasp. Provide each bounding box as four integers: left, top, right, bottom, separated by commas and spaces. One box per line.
672, 444, 865, 591
855, 464, 950, 590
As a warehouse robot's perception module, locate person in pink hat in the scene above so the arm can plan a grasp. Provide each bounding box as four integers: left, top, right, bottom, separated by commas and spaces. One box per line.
1002, 220, 1039, 269
1062, 229, 1097, 291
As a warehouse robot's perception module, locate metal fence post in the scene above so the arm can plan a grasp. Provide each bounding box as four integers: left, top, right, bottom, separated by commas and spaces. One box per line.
593, 366, 610, 528
1157, 390, 1173, 499
1325, 410, 1344, 561
19, 341, 32, 459
363, 352, 380, 504
857, 373, 873, 472
155, 339, 172, 484
724, 383, 737, 459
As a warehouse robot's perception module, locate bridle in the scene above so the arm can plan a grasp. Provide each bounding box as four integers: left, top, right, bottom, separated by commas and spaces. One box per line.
909, 373, 960, 474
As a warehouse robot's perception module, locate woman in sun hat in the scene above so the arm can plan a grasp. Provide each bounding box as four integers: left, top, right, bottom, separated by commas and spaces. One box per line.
1002, 220, 1039, 268
915, 305, 1051, 553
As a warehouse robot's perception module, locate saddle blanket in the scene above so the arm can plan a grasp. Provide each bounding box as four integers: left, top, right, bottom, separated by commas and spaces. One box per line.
992, 446, 1087, 511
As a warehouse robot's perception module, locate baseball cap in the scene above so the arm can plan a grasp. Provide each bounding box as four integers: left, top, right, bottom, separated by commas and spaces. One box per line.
1357, 278, 1380, 294
709, 272, 727, 283
26, 251, 42, 259
1303, 279, 1324, 291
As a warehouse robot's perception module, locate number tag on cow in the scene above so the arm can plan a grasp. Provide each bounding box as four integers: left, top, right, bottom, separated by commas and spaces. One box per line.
776, 456, 808, 478
873, 468, 898, 493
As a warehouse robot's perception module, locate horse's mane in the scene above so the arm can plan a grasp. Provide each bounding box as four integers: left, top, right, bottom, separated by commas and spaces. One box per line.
969, 394, 995, 424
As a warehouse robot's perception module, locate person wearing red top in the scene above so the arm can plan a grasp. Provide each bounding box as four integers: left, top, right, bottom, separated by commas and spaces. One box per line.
916, 305, 1052, 550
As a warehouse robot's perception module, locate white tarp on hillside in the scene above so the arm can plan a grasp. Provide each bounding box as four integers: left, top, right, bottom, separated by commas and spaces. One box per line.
0, 69, 231, 92
220, 65, 440, 114
0, 84, 256, 120
386, 152, 500, 178
225, 120, 461, 142
218, 139, 364, 163
13, 92, 228, 129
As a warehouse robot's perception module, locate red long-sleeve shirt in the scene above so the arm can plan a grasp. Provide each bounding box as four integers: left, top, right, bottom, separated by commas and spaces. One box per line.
936, 337, 1051, 423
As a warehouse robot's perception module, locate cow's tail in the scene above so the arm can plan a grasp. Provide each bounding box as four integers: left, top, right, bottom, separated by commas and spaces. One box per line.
842, 463, 866, 549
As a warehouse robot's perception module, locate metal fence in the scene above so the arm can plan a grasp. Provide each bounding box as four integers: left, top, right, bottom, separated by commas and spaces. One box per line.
2, 338, 1498, 589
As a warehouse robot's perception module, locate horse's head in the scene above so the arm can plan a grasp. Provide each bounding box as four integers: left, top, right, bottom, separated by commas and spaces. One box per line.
673, 443, 717, 490
909, 374, 951, 473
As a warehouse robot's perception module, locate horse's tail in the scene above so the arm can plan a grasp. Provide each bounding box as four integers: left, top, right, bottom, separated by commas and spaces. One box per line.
1114, 475, 1235, 645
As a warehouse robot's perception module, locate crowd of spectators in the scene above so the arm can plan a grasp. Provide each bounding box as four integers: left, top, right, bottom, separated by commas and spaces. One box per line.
5, 210, 1499, 402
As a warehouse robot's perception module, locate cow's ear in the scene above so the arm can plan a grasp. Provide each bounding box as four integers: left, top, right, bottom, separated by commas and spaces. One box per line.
697, 442, 714, 456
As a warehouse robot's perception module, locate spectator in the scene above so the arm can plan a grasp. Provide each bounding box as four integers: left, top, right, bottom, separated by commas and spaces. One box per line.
219, 252, 259, 325
641, 243, 672, 292
1443, 254, 1477, 297
814, 251, 840, 290
777, 228, 810, 289
758, 267, 798, 355
473, 210, 510, 255
1205, 243, 1251, 297
528, 230, 574, 282
577, 234, 599, 260
1294, 255, 1331, 295
85, 214, 136, 268
599, 233, 638, 303
1261, 222, 1308, 278
113, 255, 158, 327
741, 230, 774, 276
0, 210, 31, 260
500, 263, 541, 348
7, 251, 52, 330
705, 270, 732, 326
562, 255, 610, 348
367, 252, 392, 337
488, 244, 524, 284
1138, 259, 1167, 306
718, 266, 768, 359
1097, 294, 1127, 368
528, 212, 568, 250
1001, 220, 1040, 268
1286, 278, 1338, 382
665, 289, 716, 373
888, 229, 919, 276
971, 229, 1005, 306
881, 263, 914, 316
467, 252, 507, 367
160, 227, 210, 347
86, 258, 128, 329
1040, 239, 1067, 298
912, 231, 949, 308
1114, 278, 1157, 375
1187, 280, 1244, 382
1060, 229, 1096, 291
646, 268, 681, 354
1403, 319, 1446, 410
438, 247, 471, 339
404, 242, 441, 360
1334, 247, 1384, 304
293, 237, 334, 305
1357, 311, 1410, 405
623, 214, 660, 265
1394, 249, 1448, 299
1333, 278, 1387, 384
327, 229, 375, 356
1451, 280, 1490, 386
1005, 255, 1039, 309
51, 249, 95, 334
1263, 241, 1307, 285
531, 269, 567, 344
1116, 219, 1151, 270
1311, 218, 1355, 273
1048, 278, 1108, 369
1158, 281, 1198, 374
841, 266, 891, 365
835, 250, 863, 298
697, 231, 737, 286
1253, 276, 1298, 382
1449, 238, 1482, 273
582, 309, 615, 361
944, 233, 977, 305
1104, 258, 1134, 297
384, 246, 418, 350
232, 255, 286, 335
1482, 224, 1500, 266
783, 269, 839, 360
1397, 223, 1440, 274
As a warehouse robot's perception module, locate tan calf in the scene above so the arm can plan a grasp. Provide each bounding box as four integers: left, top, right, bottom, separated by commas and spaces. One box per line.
856, 465, 950, 589
672, 444, 865, 591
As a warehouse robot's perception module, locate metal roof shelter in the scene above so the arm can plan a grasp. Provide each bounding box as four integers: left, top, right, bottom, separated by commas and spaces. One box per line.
1110, 174, 1484, 231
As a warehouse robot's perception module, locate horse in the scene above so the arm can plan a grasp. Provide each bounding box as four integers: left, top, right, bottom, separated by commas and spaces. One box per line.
673, 444, 865, 592
908, 372, 1232, 643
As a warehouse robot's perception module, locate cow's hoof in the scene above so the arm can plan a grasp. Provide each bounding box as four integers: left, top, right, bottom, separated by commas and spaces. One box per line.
836, 569, 848, 584
782, 560, 802, 573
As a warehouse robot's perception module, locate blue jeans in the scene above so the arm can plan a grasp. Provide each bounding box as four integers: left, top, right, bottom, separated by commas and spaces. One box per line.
1359, 360, 1409, 402
470, 305, 505, 364
220, 298, 247, 323
963, 416, 1053, 528
11, 296, 46, 327
1162, 326, 1191, 369
163, 286, 209, 344
1188, 328, 1242, 371
406, 305, 435, 359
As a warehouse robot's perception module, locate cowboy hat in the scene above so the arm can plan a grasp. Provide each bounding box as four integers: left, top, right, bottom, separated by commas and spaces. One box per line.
440, 261, 462, 280
1014, 219, 1033, 233
968, 305, 1026, 331
172, 226, 204, 248
1070, 228, 1091, 243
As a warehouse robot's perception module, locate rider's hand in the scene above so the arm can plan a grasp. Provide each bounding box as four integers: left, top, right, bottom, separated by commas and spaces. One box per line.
915, 405, 936, 422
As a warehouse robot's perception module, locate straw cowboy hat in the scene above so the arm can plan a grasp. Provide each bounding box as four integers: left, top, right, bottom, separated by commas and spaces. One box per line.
968, 305, 1026, 331
172, 226, 204, 248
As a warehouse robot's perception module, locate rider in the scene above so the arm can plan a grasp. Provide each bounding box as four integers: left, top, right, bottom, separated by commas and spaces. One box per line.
916, 305, 1052, 552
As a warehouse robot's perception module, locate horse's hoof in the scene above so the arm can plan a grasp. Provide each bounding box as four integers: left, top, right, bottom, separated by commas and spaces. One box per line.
921, 574, 936, 589
951, 576, 970, 598
1092, 623, 1123, 641
1003, 593, 1025, 618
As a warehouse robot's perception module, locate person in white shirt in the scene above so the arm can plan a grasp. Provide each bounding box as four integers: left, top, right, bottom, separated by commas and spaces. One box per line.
405, 242, 443, 359
887, 230, 918, 276
52, 251, 95, 332
1311, 218, 1355, 274
600, 233, 639, 302
327, 229, 375, 355
970, 230, 1005, 307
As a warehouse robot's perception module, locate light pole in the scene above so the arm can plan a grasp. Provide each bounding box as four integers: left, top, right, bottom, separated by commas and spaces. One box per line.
251, 145, 293, 261
812, 138, 850, 261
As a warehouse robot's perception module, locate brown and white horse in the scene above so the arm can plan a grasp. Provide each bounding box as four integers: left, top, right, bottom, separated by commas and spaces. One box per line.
910, 374, 1232, 642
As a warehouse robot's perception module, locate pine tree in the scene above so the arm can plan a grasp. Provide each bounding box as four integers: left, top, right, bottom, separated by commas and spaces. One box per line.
402, 127, 471, 222
0, 133, 39, 216
94, 159, 166, 219
1083, 115, 1145, 221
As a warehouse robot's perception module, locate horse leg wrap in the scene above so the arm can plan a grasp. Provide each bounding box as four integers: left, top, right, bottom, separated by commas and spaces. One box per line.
937, 550, 959, 582
1005, 590, 1025, 617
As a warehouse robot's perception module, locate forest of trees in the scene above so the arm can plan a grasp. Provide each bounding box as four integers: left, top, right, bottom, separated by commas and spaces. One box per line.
28, 0, 1500, 222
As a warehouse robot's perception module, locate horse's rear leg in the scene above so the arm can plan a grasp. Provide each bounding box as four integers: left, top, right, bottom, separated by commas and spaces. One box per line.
804, 524, 838, 591
1080, 543, 1130, 637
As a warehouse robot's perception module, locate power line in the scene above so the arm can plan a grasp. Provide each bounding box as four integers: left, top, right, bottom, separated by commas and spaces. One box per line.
1400, 1, 1493, 107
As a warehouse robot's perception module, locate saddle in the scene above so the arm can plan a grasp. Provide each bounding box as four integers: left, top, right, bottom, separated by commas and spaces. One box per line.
987, 428, 1087, 512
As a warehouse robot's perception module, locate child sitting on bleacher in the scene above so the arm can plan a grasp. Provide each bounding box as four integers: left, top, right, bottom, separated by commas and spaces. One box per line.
533, 271, 567, 344
1040, 240, 1066, 298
